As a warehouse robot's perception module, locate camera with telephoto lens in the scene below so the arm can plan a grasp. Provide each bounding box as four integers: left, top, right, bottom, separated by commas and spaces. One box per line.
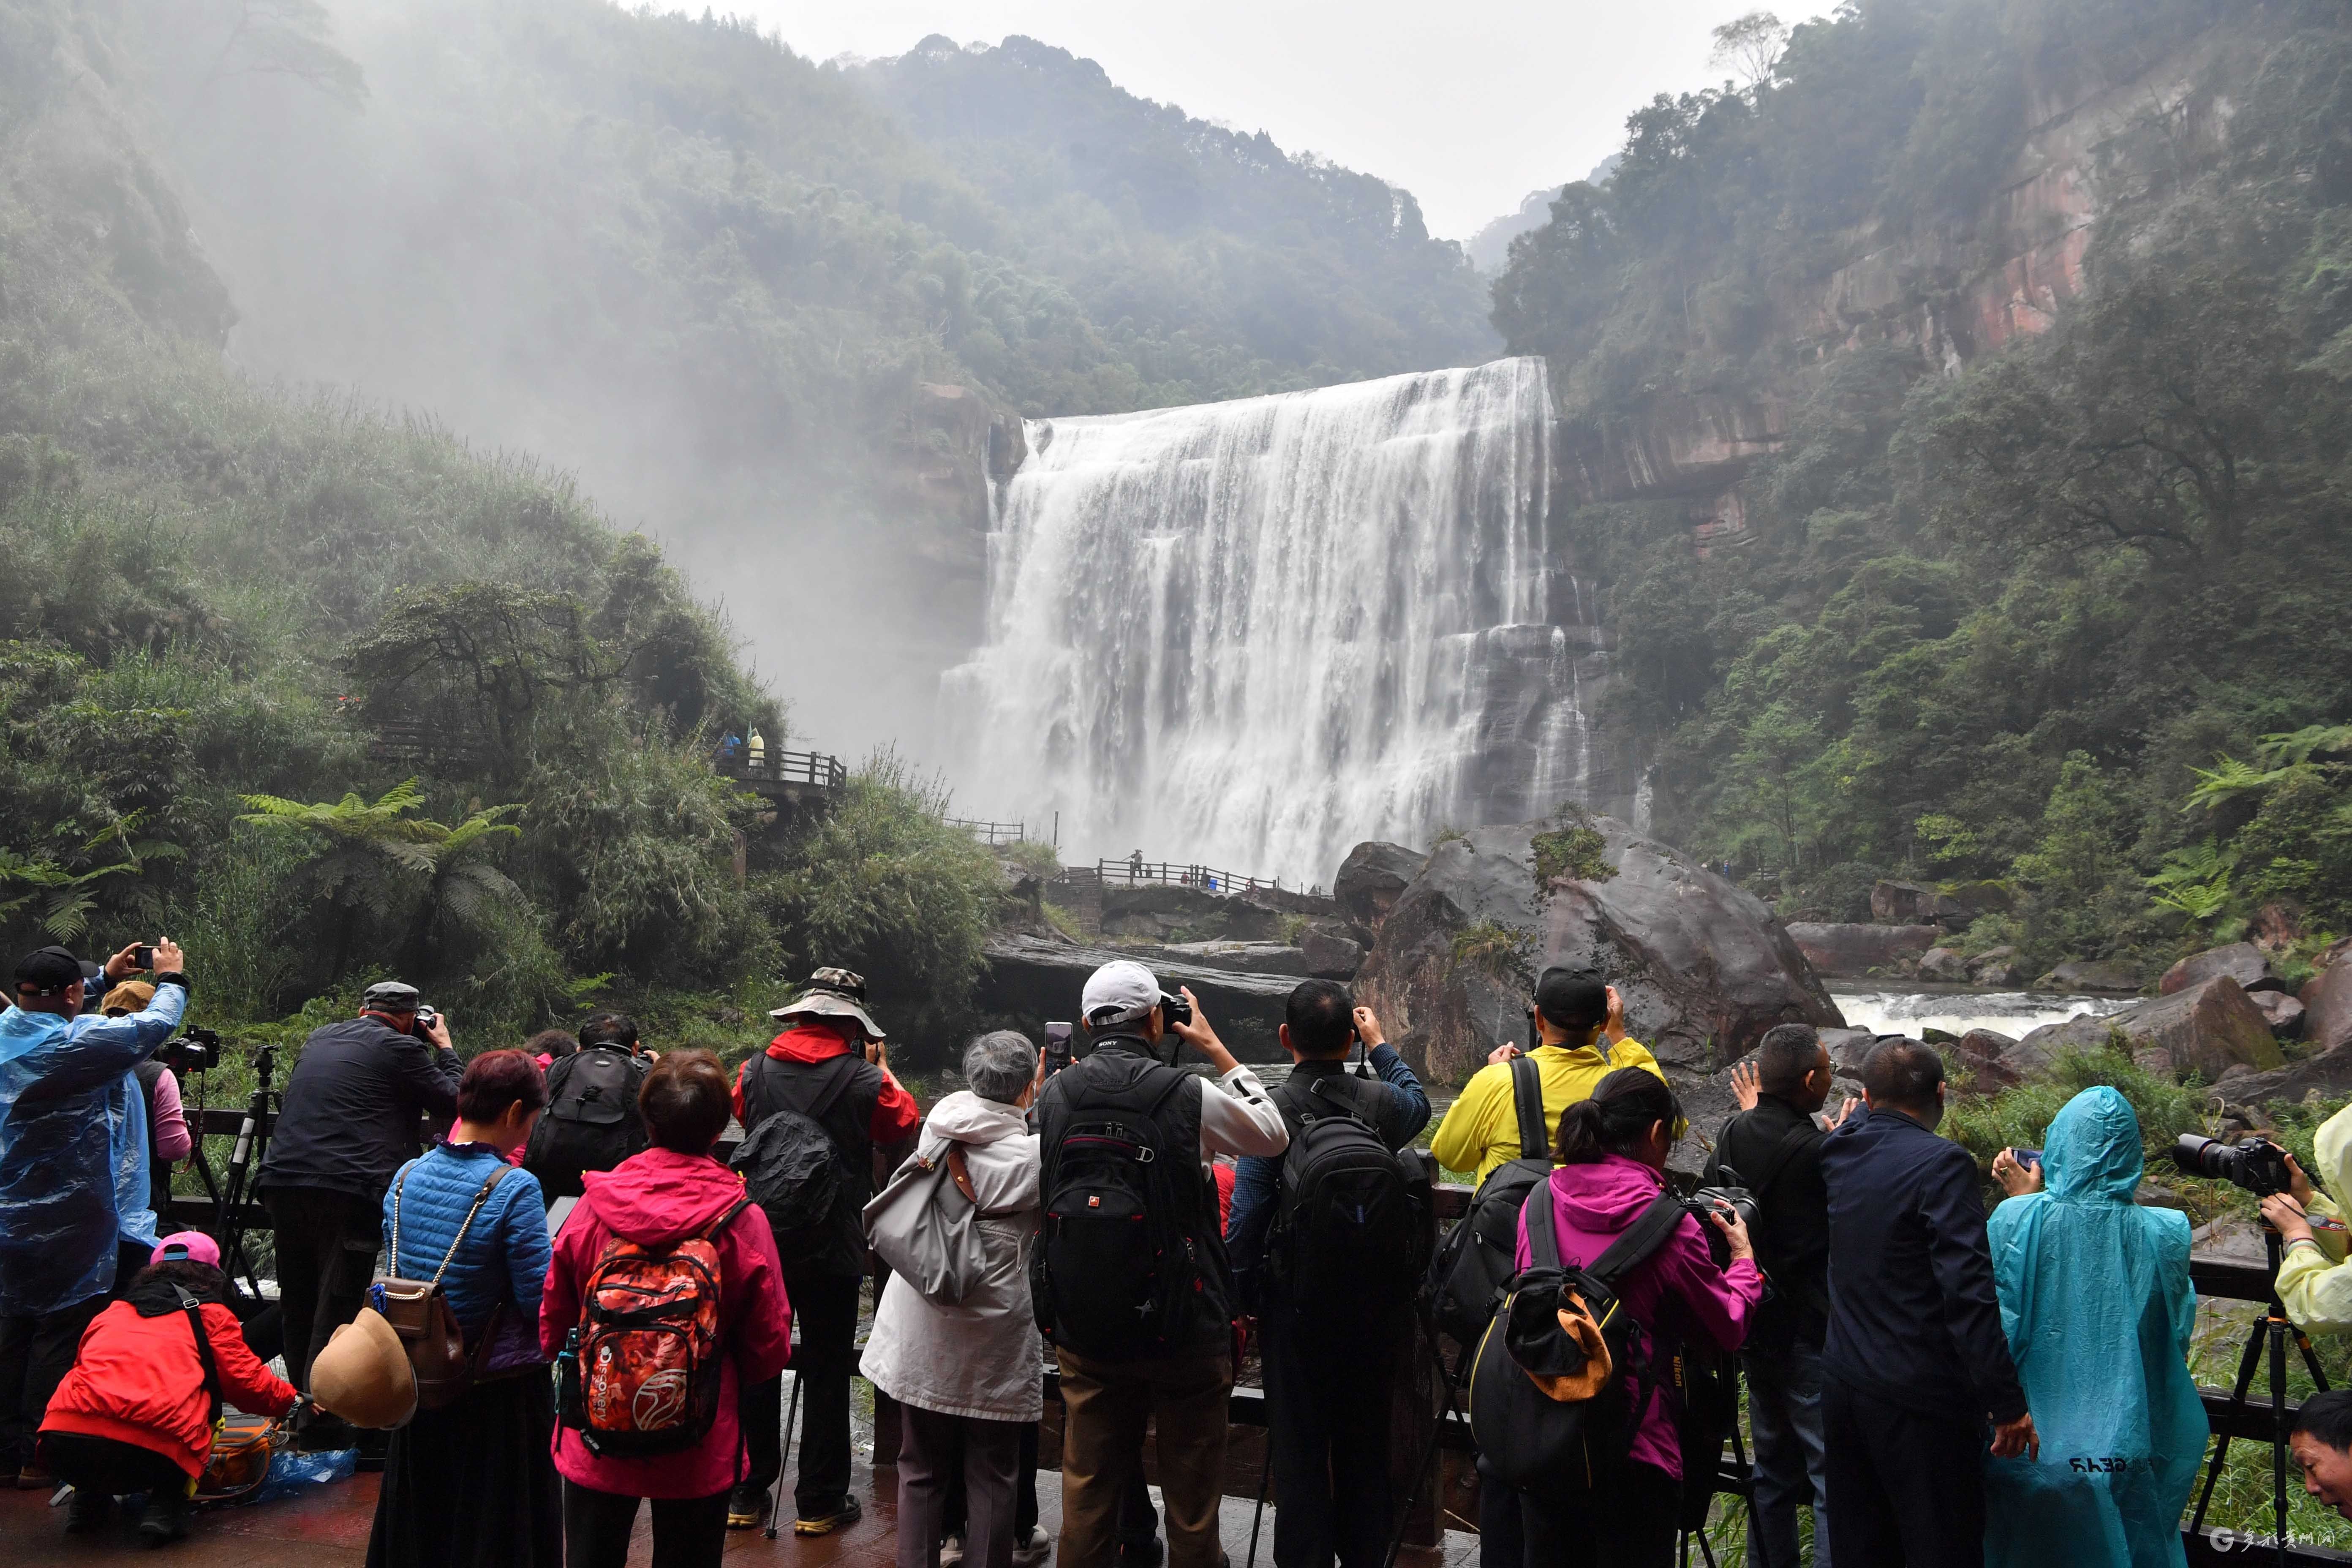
1685, 1174, 1762, 1269
158, 1025, 221, 1074
2172, 1132, 2295, 1197
1043, 1021, 1075, 1078
1160, 991, 1194, 1030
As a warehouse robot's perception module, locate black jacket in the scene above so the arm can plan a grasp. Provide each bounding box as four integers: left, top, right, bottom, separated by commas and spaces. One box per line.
1706, 1093, 1829, 1351
261, 1017, 463, 1203
1818, 1103, 2026, 1424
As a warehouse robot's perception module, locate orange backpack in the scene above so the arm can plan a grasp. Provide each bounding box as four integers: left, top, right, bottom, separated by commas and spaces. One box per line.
555, 1199, 749, 1457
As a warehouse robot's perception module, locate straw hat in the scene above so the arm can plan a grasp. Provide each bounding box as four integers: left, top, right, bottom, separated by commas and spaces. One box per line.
309, 1309, 417, 1430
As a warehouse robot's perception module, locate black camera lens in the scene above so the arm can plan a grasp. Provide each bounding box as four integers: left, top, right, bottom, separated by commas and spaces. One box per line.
2172, 1133, 2291, 1196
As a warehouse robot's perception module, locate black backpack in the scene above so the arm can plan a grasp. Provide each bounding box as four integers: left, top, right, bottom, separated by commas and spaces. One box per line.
525, 1045, 651, 1192
1426, 1054, 1553, 1344
1031, 1045, 1229, 1361
1467, 1181, 1684, 1496
1266, 1075, 1430, 1323
730, 1053, 863, 1271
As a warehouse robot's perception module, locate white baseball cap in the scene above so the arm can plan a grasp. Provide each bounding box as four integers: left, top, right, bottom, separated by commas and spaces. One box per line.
1082, 960, 1160, 1027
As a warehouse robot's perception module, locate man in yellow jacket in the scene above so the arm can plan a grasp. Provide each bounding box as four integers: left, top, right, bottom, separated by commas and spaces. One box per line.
1429, 967, 1670, 1181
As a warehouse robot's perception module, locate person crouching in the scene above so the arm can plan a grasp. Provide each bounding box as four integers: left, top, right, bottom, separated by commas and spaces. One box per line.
37, 1232, 298, 1542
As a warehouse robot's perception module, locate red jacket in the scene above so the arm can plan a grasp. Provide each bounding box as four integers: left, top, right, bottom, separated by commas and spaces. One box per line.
730, 1020, 921, 1146
42, 1297, 296, 1477
539, 1147, 794, 1499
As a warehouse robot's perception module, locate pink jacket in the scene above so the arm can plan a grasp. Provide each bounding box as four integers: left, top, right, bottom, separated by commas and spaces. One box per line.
1514, 1155, 1764, 1481
539, 1148, 793, 1499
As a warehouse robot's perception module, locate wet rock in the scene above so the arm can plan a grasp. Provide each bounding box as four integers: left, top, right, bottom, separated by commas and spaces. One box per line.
1334, 841, 1425, 933
1918, 947, 1970, 984
2009, 975, 2283, 1083
2034, 958, 2144, 993
1355, 817, 1842, 1087
1146, 941, 1311, 977
1968, 947, 2025, 987
1937, 881, 2015, 920
1820, 1027, 1881, 1077
2252, 990, 2306, 1040
2216, 1047, 2352, 1107
1871, 880, 1938, 924
1100, 884, 1281, 943
2304, 948, 2352, 1055
2159, 942, 2281, 996
1953, 1028, 2022, 1091
979, 933, 1291, 1062
1784, 923, 1938, 978
1299, 925, 1366, 980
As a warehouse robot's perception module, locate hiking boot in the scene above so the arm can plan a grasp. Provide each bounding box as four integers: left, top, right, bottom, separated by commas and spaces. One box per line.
794, 1496, 863, 1536
1012, 1525, 1053, 1568
65, 1488, 111, 1533
939, 1533, 966, 1567
137, 1490, 191, 1544
725, 1484, 769, 1531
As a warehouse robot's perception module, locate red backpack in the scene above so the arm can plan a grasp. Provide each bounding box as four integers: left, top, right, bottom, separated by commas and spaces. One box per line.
555, 1199, 749, 1457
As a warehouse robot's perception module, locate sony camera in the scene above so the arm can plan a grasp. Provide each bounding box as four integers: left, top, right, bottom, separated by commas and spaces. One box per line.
1043, 1021, 1075, 1078
158, 1025, 221, 1074
2173, 1133, 2295, 1197
1160, 991, 1194, 1030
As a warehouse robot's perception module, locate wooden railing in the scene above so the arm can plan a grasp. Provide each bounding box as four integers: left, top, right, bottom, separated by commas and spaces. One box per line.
717, 748, 846, 789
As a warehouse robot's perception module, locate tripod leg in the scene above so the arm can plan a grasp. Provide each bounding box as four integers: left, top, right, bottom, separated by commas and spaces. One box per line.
2190, 1306, 2272, 1535
2296, 1323, 2333, 1392
2273, 1315, 2292, 1568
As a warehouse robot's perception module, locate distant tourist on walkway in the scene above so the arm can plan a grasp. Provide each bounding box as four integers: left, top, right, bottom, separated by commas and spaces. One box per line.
368, 1050, 559, 1568
1818, 1040, 2035, 1568
542, 1051, 792, 1568
863, 1031, 1045, 1568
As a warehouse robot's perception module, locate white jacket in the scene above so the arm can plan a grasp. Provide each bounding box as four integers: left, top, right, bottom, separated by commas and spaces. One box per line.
860, 1091, 1044, 1422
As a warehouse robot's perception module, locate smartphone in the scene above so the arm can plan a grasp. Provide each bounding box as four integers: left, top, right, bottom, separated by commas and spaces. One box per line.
2012, 1147, 2042, 1169
133, 944, 156, 971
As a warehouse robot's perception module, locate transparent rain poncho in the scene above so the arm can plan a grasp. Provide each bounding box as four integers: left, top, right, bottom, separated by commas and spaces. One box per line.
1984, 1086, 2205, 1568
0, 991, 181, 1315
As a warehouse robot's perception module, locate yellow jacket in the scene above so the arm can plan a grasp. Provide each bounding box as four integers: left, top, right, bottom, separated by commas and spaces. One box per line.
2278, 1100, 2352, 1331
1429, 1037, 1669, 1184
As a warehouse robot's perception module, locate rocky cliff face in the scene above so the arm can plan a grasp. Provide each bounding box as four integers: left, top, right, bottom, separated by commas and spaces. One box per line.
1562, 31, 2228, 546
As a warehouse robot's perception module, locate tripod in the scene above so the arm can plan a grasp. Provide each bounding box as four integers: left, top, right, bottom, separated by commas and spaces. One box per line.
183, 1042, 280, 1304
2187, 1225, 2329, 1568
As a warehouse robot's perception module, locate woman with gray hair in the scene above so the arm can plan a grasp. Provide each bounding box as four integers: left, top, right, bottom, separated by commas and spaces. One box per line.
862, 1031, 1045, 1568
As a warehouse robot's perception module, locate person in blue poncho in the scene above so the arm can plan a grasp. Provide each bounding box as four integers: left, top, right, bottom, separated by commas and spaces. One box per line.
0, 939, 188, 1486
1983, 1086, 2206, 1567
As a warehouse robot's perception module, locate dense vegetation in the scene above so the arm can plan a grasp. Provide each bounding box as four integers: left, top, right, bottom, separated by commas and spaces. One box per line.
0, 0, 1001, 1052
1495, 0, 2352, 977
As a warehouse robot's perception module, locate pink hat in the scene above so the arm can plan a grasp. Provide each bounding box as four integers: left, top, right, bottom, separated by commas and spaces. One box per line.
150, 1231, 221, 1269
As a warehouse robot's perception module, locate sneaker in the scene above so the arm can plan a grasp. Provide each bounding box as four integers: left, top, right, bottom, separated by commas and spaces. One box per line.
794, 1496, 863, 1536
137, 1491, 191, 1545
16, 1464, 53, 1490
65, 1489, 110, 1533
726, 1484, 770, 1532
1012, 1524, 1053, 1568
940, 1533, 966, 1567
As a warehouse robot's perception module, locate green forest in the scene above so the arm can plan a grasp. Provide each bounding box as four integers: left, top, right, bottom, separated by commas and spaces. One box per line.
1496, 0, 2352, 978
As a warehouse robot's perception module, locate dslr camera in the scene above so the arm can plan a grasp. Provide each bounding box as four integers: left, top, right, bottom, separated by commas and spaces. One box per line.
1160, 991, 1194, 1030
2172, 1133, 2296, 1197
158, 1025, 221, 1074
1684, 1174, 1762, 1269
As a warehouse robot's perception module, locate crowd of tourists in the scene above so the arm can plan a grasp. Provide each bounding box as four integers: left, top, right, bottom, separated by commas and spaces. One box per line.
13, 938, 2352, 1568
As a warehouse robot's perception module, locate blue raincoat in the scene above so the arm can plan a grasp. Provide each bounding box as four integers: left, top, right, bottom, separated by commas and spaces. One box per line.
1984, 1086, 2205, 1568
0, 985, 184, 1315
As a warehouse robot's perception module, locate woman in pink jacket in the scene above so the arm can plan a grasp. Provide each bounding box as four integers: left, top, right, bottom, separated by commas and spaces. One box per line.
539, 1051, 792, 1568
1513, 1066, 1764, 1568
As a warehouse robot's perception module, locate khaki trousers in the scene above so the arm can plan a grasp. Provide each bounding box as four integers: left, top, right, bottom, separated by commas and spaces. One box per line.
1055, 1348, 1233, 1568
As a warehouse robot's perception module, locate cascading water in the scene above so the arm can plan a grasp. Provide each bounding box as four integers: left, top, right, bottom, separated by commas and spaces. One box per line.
943, 357, 1623, 885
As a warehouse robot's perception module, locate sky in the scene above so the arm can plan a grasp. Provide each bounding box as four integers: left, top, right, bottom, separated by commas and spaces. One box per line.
731, 1, 1830, 242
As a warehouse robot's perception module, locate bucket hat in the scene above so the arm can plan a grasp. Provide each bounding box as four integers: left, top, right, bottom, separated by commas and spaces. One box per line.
770, 966, 885, 1040
309, 1308, 418, 1430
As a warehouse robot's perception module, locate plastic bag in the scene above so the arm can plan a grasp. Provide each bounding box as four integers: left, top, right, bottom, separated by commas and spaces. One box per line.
247, 1446, 356, 1504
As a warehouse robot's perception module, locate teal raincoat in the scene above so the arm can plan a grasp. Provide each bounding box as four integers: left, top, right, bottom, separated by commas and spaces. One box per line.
1984, 1086, 2205, 1567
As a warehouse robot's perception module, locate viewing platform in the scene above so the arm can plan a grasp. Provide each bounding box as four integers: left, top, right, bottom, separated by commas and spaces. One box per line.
715, 748, 847, 811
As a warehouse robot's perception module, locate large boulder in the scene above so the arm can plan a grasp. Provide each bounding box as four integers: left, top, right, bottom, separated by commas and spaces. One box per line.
1100, 884, 1281, 943
1938, 881, 2015, 920
979, 933, 1292, 1062
1354, 817, 1843, 1087
2303, 945, 2352, 1055
2159, 942, 2281, 996
1146, 941, 1310, 977
1871, 880, 1938, 924
1918, 947, 1970, 983
2007, 976, 2283, 1082
1334, 841, 1425, 933
2253, 990, 2307, 1040
1784, 923, 1938, 977
1954, 1028, 2023, 1091
1299, 924, 1367, 980
2035, 958, 2144, 993
1969, 947, 2025, 987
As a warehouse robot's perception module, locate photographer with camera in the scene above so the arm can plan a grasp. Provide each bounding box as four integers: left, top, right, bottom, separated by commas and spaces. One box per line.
104, 981, 196, 1217
1976, 1087, 2203, 1568
259, 979, 461, 1444
1818, 1039, 2034, 1568
1033, 960, 1288, 1568
0, 939, 188, 1488
2254, 1100, 2352, 1333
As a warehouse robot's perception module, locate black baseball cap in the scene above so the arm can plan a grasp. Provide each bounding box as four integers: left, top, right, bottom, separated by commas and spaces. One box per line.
13, 946, 84, 996
1533, 967, 1608, 1031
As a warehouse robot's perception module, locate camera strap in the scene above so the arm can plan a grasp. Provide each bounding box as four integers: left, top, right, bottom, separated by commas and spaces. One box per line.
1747, 1123, 1818, 1200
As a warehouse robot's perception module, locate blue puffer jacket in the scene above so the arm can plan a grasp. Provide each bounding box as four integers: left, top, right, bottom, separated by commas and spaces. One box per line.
382, 1144, 550, 1369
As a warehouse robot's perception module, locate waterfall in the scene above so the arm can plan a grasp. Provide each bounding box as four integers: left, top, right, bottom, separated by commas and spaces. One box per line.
943, 357, 1619, 885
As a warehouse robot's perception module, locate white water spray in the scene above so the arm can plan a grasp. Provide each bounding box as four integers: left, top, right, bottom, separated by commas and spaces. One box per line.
944, 358, 1613, 885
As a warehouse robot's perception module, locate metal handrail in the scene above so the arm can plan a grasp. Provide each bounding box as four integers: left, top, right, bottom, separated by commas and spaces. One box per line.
716, 749, 847, 789
1095, 858, 1283, 894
